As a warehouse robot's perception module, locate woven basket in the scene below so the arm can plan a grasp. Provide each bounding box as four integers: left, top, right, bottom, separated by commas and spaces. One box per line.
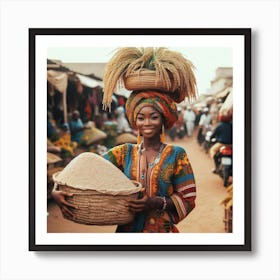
56, 180, 141, 226
123, 70, 178, 92
115, 133, 137, 145
80, 127, 107, 146
47, 152, 62, 164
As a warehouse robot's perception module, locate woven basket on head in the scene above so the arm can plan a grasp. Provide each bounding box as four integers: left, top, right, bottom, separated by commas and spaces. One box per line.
102, 47, 197, 109
52, 152, 142, 225
123, 69, 178, 93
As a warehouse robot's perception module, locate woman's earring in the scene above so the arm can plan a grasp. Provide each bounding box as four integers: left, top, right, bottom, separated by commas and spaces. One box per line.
137, 130, 141, 145
160, 125, 165, 143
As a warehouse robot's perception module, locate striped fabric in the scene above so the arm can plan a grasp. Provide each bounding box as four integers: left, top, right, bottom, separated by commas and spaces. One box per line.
102, 143, 196, 232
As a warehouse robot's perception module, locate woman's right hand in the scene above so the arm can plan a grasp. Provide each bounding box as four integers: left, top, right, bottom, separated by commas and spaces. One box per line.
51, 189, 77, 218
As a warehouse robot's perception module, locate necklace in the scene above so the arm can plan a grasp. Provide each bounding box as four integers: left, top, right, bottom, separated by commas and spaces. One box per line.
140, 142, 164, 167
147, 144, 164, 168
139, 143, 165, 181
138, 142, 166, 192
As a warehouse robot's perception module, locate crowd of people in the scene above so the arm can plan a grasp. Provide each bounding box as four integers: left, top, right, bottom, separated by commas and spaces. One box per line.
47, 104, 137, 160
166, 102, 233, 177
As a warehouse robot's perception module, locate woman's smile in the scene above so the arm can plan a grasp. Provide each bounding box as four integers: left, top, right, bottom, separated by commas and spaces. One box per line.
136, 106, 163, 140
142, 128, 154, 134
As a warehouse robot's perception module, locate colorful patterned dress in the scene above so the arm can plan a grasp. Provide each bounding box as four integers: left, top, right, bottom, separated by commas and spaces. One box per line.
102, 143, 196, 233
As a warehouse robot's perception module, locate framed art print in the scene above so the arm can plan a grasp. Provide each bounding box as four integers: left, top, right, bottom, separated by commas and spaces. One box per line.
29, 28, 251, 251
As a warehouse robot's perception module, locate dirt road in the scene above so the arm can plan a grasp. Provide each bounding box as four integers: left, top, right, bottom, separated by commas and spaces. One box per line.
173, 131, 229, 233
47, 129, 229, 233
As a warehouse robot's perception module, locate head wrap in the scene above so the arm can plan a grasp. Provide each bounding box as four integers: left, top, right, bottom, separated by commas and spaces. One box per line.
125, 91, 178, 129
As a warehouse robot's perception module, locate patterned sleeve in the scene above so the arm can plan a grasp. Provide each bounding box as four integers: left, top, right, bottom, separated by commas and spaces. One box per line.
170, 147, 196, 224
101, 144, 127, 172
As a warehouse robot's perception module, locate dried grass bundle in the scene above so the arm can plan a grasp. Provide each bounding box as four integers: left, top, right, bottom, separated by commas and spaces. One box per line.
103, 48, 143, 109
103, 47, 197, 109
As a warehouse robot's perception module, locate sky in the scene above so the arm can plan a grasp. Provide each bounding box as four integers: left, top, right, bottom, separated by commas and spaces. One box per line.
47, 47, 233, 95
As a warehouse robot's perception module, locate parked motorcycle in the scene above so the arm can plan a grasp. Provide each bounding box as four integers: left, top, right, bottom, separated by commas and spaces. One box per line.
216, 145, 233, 187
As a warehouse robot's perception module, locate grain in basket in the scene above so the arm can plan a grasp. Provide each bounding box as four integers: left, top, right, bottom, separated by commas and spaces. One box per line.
53, 152, 142, 225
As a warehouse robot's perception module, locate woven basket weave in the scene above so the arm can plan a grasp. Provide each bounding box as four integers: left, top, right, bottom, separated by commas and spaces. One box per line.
57, 181, 141, 226
123, 70, 178, 92
115, 133, 137, 145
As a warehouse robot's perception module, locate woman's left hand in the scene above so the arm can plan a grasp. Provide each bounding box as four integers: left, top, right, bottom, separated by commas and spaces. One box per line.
128, 195, 162, 213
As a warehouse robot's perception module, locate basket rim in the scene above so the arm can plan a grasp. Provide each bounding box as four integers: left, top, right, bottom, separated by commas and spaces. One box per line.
125, 69, 159, 77
53, 171, 142, 196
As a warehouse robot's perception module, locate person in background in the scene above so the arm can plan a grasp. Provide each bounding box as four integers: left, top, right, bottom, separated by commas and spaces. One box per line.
209, 114, 232, 173
53, 123, 77, 157
194, 108, 202, 127
183, 106, 196, 137
69, 110, 87, 144
102, 112, 118, 148
175, 107, 185, 139
197, 107, 212, 145
167, 107, 185, 141
47, 111, 59, 141
115, 106, 133, 134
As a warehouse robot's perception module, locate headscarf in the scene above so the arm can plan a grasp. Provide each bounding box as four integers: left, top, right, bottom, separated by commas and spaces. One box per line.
125, 91, 178, 129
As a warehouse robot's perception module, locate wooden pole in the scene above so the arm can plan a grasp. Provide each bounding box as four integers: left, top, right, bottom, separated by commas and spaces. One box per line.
63, 89, 68, 123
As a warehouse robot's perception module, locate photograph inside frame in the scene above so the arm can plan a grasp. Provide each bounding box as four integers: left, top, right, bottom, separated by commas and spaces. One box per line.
29, 28, 251, 251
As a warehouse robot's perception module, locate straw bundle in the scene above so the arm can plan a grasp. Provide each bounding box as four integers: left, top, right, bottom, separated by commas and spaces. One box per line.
53, 152, 142, 225
103, 47, 197, 109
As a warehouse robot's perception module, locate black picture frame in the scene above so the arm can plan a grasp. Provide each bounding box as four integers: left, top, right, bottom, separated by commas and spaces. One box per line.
29, 28, 251, 251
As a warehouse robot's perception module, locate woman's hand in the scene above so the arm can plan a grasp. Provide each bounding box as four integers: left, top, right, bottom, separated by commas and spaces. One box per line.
51, 189, 77, 218
128, 195, 163, 213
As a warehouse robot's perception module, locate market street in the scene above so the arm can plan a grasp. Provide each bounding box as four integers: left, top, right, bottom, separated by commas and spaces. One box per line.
47, 128, 229, 233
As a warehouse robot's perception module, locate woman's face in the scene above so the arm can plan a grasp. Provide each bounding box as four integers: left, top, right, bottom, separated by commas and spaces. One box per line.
136, 106, 163, 139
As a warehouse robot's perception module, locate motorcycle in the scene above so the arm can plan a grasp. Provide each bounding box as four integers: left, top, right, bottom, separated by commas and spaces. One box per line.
203, 130, 216, 153
168, 124, 185, 140
216, 145, 233, 187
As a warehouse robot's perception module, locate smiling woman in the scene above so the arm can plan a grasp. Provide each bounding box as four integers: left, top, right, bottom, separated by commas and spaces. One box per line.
51, 47, 198, 233
136, 107, 162, 138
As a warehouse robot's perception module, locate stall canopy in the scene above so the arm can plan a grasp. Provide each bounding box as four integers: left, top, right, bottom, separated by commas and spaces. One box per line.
76, 73, 104, 89
114, 87, 132, 98
216, 87, 232, 99
47, 70, 68, 93
219, 89, 233, 116
47, 70, 68, 122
